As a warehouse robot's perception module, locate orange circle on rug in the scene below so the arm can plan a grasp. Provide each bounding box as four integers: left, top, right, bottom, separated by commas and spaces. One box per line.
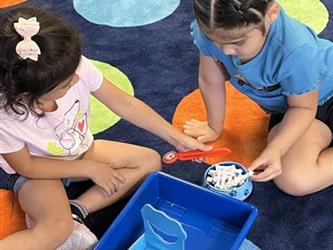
0, 0, 26, 8
172, 82, 269, 167
0, 190, 26, 239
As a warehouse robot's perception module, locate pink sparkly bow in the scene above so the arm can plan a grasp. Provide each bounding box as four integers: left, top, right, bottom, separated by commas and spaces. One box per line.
14, 17, 41, 61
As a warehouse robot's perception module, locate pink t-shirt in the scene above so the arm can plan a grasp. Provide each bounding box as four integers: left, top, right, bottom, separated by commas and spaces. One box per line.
0, 56, 103, 174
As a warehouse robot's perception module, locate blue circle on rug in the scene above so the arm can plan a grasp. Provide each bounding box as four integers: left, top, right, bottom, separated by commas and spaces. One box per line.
73, 0, 180, 27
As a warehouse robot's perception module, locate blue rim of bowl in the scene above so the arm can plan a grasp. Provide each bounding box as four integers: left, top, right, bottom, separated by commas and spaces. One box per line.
204, 161, 250, 192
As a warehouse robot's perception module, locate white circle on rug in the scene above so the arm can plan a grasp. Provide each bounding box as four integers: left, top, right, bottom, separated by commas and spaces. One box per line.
73, 0, 180, 27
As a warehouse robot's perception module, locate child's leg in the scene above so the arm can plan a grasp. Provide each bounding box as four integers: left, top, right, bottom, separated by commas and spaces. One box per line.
270, 119, 333, 196
0, 179, 73, 250
77, 140, 161, 213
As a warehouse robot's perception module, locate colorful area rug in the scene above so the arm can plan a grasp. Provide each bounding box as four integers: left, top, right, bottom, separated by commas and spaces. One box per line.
73, 0, 180, 27
0, 0, 26, 8
1, 1, 333, 249
173, 83, 268, 167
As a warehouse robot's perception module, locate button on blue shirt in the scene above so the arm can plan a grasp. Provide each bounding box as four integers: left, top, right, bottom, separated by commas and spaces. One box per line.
191, 9, 333, 113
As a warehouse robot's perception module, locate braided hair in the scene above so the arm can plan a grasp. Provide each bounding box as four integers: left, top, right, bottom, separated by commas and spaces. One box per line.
193, 0, 274, 32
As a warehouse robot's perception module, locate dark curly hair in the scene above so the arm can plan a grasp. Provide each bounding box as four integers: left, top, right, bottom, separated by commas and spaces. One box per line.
193, 0, 275, 33
0, 7, 82, 119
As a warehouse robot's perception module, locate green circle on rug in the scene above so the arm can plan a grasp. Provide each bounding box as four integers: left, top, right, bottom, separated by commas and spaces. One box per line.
278, 0, 329, 34
90, 60, 134, 134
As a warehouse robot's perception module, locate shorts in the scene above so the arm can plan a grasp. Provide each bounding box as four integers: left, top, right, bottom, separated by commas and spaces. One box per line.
269, 95, 333, 145
0, 168, 72, 193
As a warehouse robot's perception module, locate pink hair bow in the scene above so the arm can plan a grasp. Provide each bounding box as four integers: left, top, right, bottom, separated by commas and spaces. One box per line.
14, 17, 41, 61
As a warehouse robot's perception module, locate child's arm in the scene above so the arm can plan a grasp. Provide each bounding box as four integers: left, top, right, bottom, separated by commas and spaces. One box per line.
91, 78, 212, 152
249, 89, 318, 181
3, 145, 124, 195
183, 53, 229, 142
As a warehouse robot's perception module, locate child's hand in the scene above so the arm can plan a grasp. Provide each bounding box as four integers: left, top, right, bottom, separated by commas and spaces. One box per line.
173, 132, 213, 152
248, 148, 282, 182
183, 119, 220, 143
85, 161, 125, 196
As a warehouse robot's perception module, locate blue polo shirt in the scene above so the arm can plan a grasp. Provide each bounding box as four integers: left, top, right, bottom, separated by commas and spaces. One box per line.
191, 9, 333, 113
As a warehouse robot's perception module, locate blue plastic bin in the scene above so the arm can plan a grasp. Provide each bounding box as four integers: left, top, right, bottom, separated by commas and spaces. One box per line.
129, 204, 188, 249
94, 172, 258, 250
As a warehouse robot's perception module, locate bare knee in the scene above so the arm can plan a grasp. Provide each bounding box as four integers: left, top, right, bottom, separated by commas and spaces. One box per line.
273, 169, 312, 197
141, 149, 162, 173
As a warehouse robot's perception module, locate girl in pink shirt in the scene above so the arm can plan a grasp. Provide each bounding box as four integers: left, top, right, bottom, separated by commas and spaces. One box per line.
0, 7, 211, 250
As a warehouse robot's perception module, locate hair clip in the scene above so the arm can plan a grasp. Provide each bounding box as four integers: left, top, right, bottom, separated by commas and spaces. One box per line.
14, 17, 41, 61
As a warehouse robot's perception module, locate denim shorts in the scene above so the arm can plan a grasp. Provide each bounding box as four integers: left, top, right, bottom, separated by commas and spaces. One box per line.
0, 168, 71, 193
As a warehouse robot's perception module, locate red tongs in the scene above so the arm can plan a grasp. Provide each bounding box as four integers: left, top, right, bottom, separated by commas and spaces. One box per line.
162, 147, 232, 164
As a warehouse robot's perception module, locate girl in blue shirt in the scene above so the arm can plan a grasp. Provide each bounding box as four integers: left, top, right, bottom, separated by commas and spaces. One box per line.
187, 0, 333, 196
